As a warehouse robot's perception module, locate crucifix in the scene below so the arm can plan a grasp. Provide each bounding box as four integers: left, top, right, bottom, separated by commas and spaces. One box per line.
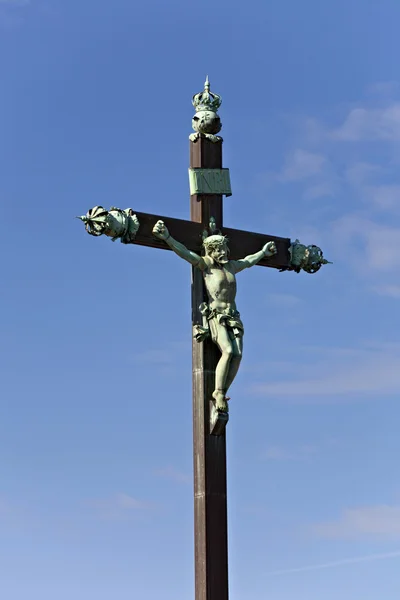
78, 77, 330, 600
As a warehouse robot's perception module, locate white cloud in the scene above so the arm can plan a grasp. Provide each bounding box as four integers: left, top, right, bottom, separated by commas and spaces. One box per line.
331, 214, 400, 273
367, 184, 400, 211
90, 493, 154, 520
133, 349, 176, 366
266, 550, 400, 577
155, 465, 191, 484
131, 341, 188, 374
277, 149, 327, 182
251, 344, 400, 399
266, 292, 301, 307
263, 445, 316, 461
374, 284, 400, 299
331, 104, 400, 142
343, 162, 400, 217
301, 117, 326, 144
314, 505, 400, 539
273, 148, 337, 201
268, 83, 400, 308
114, 493, 149, 510
345, 162, 384, 187
303, 181, 335, 200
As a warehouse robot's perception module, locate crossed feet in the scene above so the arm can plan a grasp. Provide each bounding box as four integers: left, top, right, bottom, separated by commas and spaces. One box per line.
212, 389, 230, 412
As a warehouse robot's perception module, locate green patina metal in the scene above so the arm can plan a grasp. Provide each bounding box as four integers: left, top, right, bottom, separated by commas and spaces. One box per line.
192, 76, 222, 114
189, 168, 232, 196
77, 206, 140, 244
76, 78, 333, 600
289, 239, 332, 274
190, 77, 223, 143
77, 79, 332, 410
152, 219, 277, 412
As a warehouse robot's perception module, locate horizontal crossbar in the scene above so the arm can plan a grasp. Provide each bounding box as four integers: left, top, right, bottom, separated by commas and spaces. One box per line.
125, 211, 291, 270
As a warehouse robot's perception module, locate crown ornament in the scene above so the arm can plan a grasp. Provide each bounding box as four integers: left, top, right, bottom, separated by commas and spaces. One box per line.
192, 76, 222, 114
190, 77, 223, 143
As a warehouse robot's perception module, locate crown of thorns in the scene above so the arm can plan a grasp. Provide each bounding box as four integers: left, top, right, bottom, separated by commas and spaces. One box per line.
202, 234, 229, 251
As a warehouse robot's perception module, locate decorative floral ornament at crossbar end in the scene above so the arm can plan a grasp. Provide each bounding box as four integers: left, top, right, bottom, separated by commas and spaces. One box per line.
77, 206, 140, 244
285, 239, 332, 274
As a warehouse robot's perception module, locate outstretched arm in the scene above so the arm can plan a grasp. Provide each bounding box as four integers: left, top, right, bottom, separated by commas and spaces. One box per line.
231, 241, 277, 273
153, 220, 206, 270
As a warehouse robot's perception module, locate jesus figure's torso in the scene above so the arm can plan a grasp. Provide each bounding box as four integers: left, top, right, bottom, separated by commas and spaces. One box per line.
203, 260, 238, 313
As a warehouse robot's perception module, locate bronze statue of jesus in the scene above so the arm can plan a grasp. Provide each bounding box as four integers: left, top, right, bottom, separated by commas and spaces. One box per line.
153, 220, 277, 411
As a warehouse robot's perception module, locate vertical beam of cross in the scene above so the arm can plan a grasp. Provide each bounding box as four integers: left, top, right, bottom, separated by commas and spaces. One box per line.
191, 138, 229, 600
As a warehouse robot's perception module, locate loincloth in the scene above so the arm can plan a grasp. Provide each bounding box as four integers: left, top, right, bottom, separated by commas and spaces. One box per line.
193, 304, 244, 343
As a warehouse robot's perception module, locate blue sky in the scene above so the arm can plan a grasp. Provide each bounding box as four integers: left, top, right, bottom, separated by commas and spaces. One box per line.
1, 0, 400, 598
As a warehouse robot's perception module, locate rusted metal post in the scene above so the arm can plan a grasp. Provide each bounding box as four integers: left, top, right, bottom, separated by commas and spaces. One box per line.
191, 137, 229, 600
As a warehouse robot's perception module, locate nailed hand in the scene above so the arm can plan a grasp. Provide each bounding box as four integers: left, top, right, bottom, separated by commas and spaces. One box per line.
263, 241, 277, 257
153, 220, 170, 241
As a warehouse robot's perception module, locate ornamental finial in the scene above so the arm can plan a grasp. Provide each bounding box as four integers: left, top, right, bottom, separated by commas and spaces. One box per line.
190, 77, 222, 143
287, 240, 332, 274
192, 76, 221, 113
78, 206, 140, 244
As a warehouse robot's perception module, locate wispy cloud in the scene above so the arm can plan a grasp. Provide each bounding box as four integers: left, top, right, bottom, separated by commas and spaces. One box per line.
366, 184, 400, 211
303, 181, 335, 200
373, 284, 400, 299
331, 214, 400, 273
252, 343, 400, 399
133, 349, 176, 366
272, 146, 338, 201
331, 104, 400, 142
345, 161, 384, 187
155, 465, 191, 484
132, 341, 187, 365
262, 444, 316, 461
279, 85, 400, 217
314, 505, 400, 539
343, 162, 400, 214
89, 493, 155, 520
266, 292, 302, 307
277, 149, 327, 182
131, 341, 188, 374
265, 550, 400, 577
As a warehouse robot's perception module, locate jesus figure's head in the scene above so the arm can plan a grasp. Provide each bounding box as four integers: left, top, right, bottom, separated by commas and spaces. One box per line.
203, 235, 229, 264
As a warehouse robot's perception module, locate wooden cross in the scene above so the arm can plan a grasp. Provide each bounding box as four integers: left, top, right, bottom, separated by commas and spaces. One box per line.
78, 82, 329, 600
